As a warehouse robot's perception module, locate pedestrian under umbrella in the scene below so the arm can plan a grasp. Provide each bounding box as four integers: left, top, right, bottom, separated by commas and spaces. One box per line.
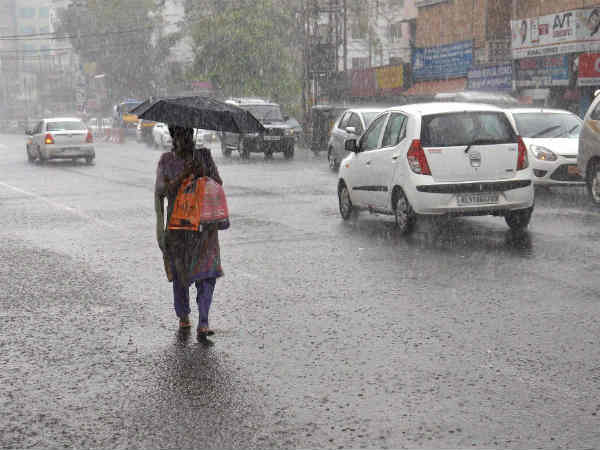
154, 125, 223, 345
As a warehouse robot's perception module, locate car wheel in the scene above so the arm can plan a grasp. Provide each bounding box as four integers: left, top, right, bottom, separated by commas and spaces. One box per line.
338, 182, 356, 220
264, 150, 273, 159
239, 140, 250, 159
505, 206, 533, 230
222, 148, 232, 158
38, 147, 47, 164
284, 146, 294, 160
393, 188, 416, 234
85, 156, 94, 165
26, 148, 35, 163
327, 148, 337, 170
586, 161, 600, 205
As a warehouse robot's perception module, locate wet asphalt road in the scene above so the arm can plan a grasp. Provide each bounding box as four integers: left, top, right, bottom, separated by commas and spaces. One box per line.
1, 133, 599, 449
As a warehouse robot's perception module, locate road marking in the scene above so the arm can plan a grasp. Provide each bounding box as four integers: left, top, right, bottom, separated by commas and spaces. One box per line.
0, 180, 117, 229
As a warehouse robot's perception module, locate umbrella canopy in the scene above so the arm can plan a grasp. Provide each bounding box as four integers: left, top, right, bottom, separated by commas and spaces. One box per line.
135, 96, 265, 134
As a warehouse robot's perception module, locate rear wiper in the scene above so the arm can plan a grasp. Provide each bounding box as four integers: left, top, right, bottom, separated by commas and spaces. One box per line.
464, 138, 504, 153
531, 125, 561, 138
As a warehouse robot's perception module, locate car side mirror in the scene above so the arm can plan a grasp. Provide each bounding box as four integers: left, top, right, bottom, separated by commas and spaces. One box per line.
345, 138, 358, 152
345, 126, 358, 135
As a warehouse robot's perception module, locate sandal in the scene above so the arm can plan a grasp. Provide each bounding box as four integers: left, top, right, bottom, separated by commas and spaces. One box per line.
179, 315, 191, 329
197, 327, 214, 336
197, 329, 214, 346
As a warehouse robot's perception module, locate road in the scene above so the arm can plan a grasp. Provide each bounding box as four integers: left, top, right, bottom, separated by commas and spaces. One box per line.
1, 134, 599, 449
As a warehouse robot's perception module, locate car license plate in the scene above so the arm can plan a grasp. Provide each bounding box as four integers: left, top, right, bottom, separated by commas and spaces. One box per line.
457, 192, 499, 206
264, 136, 280, 141
567, 165, 580, 176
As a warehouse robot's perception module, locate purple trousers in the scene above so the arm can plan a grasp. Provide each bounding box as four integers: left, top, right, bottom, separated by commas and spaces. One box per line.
173, 274, 216, 328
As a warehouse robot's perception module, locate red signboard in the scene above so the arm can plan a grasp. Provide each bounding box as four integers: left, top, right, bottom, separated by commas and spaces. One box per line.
578, 53, 600, 86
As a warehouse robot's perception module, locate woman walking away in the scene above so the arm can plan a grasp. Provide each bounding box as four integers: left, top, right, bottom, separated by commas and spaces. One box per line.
155, 125, 223, 345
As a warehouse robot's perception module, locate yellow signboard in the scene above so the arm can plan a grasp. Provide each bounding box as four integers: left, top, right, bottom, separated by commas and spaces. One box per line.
375, 65, 404, 90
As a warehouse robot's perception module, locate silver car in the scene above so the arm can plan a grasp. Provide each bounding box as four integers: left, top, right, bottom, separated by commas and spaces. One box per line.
26, 117, 95, 164
327, 108, 384, 170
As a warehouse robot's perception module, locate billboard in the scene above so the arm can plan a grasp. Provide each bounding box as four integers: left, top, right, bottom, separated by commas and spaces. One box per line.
467, 63, 513, 91
412, 40, 473, 81
512, 8, 600, 59
578, 53, 600, 86
514, 55, 569, 87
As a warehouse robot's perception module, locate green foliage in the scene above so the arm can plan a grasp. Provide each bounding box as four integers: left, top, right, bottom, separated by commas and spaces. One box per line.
56, 0, 173, 104
185, 0, 302, 110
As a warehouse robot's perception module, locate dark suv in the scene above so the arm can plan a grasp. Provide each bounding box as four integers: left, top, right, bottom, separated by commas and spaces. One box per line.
221, 98, 295, 159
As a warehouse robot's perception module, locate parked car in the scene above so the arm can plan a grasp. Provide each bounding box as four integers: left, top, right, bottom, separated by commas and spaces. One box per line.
152, 122, 172, 149
221, 98, 295, 159
504, 108, 583, 186
327, 107, 385, 170
578, 90, 600, 204
26, 117, 95, 164
338, 102, 534, 233
194, 128, 218, 148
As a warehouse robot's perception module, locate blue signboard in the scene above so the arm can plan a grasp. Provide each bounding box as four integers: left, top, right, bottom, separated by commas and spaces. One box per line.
412, 40, 473, 81
467, 63, 513, 91
515, 55, 569, 87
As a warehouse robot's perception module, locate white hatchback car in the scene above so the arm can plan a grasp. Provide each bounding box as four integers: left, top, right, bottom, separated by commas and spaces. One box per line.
504, 108, 583, 186
338, 103, 534, 233
26, 117, 95, 164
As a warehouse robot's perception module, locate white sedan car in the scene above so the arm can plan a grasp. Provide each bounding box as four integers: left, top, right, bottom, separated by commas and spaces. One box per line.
26, 117, 95, 164
338, 102, 534, 233
504, 108, 583, 186
152, 122, 172, 149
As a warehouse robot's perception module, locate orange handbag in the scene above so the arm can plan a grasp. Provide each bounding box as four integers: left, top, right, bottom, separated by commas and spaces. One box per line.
168, 176, 230, 231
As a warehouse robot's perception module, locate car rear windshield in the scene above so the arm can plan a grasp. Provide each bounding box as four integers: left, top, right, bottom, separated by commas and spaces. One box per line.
47, 121, 86, 131
512, 112, 582, 138
242, 105, 284, 123
421, 112, 516, 147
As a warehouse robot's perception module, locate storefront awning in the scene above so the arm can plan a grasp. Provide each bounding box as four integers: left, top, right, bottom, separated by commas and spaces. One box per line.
403, 78, 467, 96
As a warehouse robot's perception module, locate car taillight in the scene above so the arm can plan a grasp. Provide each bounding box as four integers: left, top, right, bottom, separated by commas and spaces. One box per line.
407, 139, 431, 175
86, 130, 93, 143
44, 133, 54, 145
517, 136, 528, 170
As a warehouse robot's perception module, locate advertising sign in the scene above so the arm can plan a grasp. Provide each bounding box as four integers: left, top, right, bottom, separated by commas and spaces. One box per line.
578, 53, 600, 86
515, 55, 569, 87
511, 11, 577, 59
575, 8, 600, 53
351, 64, 405, 97
412, 40, 473, 81
375, 65, 404, 91
512, 8, 600, 59
467, 63, 513, 90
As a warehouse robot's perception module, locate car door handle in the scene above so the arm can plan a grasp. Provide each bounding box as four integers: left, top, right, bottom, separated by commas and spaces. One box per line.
392, 156, 399, 160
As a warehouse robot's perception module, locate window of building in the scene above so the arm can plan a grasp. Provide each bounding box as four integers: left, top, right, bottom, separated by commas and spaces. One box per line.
18, 7, 36, 18
388, 22, 402, 42
39, 7, 49, 18
351, 57, 369, 69
351, 14, 368, 39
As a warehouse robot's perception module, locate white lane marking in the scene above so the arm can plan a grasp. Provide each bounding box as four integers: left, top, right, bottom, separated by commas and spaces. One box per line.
0, 180, 117, 229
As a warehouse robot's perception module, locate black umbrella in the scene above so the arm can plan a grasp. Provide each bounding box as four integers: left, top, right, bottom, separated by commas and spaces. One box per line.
134, 96, 265, 134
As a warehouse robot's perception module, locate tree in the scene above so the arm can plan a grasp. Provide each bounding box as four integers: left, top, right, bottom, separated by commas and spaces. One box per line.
184, 0, 303, 110
55, 0, 174, 108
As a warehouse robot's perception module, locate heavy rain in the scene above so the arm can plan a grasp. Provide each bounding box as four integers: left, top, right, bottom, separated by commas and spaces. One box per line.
1, 0, 599, 449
